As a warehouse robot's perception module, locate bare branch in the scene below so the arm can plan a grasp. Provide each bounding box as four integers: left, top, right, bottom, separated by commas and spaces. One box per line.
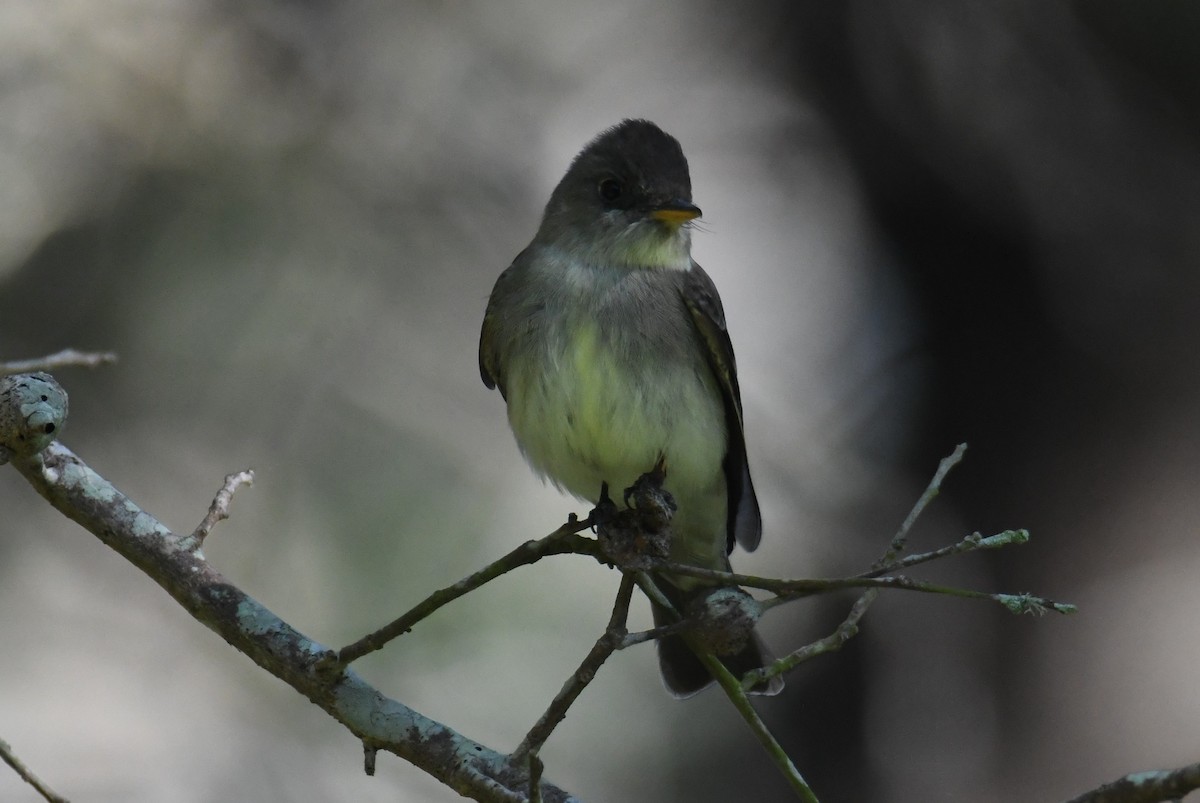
1060, 762, 1200, 803
514, 573, 636, 763
693, 648, 819, 802
857, 529, 1030, 578
0, 349, 117, 376
0, 737, 69, 803
7, 442, 581, 803
647, 441, 974, 775
876, 441, 967, 569
764, 575, 1076, 615
4, 387, 1074, 803
331, 519, 598, 667
618, 619, 691, 649
190, 470, 256, 547
648, 443, 978, 596
744, 588, 877, 691
752, 441, 973, 698
645, 456, 1073, 725
652, 562, 1075, 615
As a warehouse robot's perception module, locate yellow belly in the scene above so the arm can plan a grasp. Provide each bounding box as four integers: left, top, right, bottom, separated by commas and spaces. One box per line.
505, 322, 730, 568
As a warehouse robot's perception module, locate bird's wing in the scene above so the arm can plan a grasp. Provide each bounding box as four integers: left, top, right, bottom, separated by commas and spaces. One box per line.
681, 263, 763, 552
479, 261, 519, 399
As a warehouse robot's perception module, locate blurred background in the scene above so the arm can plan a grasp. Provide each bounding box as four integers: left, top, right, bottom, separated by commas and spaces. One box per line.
2, 2, 1198, 801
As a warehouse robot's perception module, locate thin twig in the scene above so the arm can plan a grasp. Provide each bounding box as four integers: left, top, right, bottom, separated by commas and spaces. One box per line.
651, 562, 1074, 615
618, 619, 692, 649
190, 470, 255, 547
857, 529, 1029, 578
759, 574, 1075, 615
653, 443, 976, 596
631, 570, 674, 611
695, 648, 819, 802
686, 444, 1068, 724
744, 589, 876, 690
332, 520, 598, 666
0, 737, 69, 803
876, 442, 967, 569
743, 493, 1065, 690
648, 446, 1075, 620
0, 349, 117, 376
513, 573, 636, 761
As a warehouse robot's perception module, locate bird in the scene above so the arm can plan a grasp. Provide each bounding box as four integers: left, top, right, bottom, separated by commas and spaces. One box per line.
479, 119, 781, 697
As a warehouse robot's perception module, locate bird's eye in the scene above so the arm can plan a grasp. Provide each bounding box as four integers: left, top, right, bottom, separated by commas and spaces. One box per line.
597, 177, 623, 204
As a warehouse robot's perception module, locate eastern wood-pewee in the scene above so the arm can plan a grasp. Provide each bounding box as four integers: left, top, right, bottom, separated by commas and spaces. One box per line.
479, 119, 781, 697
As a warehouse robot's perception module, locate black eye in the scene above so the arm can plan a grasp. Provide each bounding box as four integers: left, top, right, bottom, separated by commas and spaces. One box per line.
597, 177, 623, 204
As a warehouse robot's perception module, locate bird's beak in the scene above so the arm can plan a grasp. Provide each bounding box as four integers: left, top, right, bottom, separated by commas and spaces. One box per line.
649, 200, 702, 226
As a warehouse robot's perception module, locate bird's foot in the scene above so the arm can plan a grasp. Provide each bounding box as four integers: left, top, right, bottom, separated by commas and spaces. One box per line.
587, 481, 619, 531
596, 470, 676, 570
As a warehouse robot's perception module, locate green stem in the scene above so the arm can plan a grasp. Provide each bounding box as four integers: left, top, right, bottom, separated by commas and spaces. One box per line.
694, 647, 820, 802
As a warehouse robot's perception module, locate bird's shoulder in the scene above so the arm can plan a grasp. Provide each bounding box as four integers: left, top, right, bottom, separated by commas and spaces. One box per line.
681, 262, 727, 320
680, 262, 738, 399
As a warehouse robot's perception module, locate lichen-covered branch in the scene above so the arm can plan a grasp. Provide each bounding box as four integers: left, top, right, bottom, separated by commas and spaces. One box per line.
6, 440, 579, 803
1060, 762, 1200, 803
0, 373, 69, 465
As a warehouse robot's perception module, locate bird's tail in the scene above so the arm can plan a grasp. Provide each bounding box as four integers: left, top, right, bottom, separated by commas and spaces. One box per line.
651, 584, 784, 699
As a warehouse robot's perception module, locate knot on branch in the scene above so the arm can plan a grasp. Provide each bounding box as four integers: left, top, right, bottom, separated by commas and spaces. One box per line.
594, 470, 676, 569
685, 586, 763, 657
0, 372, 68, 464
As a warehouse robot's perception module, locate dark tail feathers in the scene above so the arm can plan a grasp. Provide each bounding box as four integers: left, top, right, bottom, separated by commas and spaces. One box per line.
652, 598, 784, 699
